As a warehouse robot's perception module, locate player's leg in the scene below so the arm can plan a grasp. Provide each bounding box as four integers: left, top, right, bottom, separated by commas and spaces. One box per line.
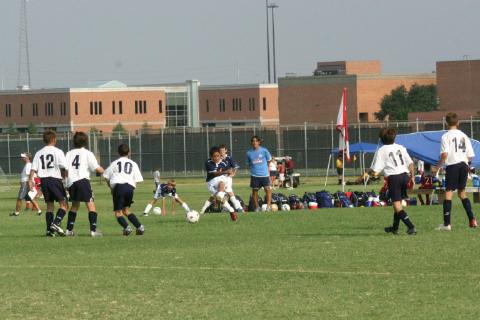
171, 197, 176, 215
45, 201, 56, 236
144, 186, 161, 216
385, 174, 415, 235
85, 201, 102, 236
225, 177, 243, 212
200, 196, 214, 214
458, 189, 477, 227
263, 177, 272, 210
201, 180, 218, 214
115, 210, 131, 235
418, 194, 425, 205
250, 176, 261, 211
222, 200, 237, 221
11, 182, 28, 216
50, 178, 69, 236
175, 194, 191, 213
123, 207, 145, 235
438, 164, 456, 230
161, 197, 167, 217
66, 201, 80, 236
31, 197, 41, 215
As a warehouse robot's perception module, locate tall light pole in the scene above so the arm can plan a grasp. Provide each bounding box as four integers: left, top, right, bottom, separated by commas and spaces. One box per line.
265, 0, 271, 83
17, 0, 31, 89
268, 3, 279, 83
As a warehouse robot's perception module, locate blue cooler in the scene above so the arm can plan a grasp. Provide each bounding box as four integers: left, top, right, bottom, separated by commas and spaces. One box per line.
473, 175, 480, 187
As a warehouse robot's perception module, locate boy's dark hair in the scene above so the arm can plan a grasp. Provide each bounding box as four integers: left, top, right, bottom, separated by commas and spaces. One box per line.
445, 112, 459, 127
43, 129, 56, 144
118, 144, 130, 156
73, 131, 88, 148
379, 128, 397, 145
219, 144, 228, 150
251, 135, 262, 143
210, 146, 220, 157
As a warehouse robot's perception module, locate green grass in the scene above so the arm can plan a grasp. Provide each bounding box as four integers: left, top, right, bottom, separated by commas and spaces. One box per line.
1, 177, 480, 319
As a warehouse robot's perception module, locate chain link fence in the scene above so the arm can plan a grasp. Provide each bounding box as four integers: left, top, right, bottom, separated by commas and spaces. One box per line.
0, 119, 479, 177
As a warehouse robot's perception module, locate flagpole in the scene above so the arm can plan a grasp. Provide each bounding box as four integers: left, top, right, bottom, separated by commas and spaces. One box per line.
342, 138, 345, 192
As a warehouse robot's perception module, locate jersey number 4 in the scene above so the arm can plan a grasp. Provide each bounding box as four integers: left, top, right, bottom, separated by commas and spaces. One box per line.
72, 155, 80, 170
388, 150, 405, 167
117, 161, 133, 174
40, 154, 54, 169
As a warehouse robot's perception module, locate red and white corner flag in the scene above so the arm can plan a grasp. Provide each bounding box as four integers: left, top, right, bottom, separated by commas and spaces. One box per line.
336, 88, 350, 161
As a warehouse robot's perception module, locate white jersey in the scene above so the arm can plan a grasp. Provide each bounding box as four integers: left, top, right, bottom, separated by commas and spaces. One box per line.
269, 162, 277, 171
103, 157, 143, 188
31, 145, 67, 179
441, 129, 475, 166
66, 148, 101, 187
20, 162, 32, 183
372, 143, 413, 177
153, 170, 161, 183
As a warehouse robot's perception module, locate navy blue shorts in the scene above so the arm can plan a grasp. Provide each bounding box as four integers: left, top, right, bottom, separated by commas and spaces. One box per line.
40, 177, 67, 203
69, 179, 93, 203
387, 173, 409, 202
250, 176, 271, 190
112, 183, 135, 211
445, 162, 469, 191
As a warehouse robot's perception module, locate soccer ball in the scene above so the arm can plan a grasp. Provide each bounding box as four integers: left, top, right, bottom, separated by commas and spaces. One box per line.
186, 210, 200, 223
271, 204, 279, 212
153, 207, 162, 215
281, 204, 291, 211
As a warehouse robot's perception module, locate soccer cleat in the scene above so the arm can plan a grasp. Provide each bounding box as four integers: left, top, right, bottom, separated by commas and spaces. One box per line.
142, 213, 149, 217
254, 208, 261, 213
406, 227, 417, 235
90, 230, 103, 237
384, 226, 399, 235
9, 212, 19, 217
37, 210, 42, 216
469, 219, 478, 228
45, 231, 55, 237
50, 223, 66, 237
136, 225, 145, 235
229, 212, 238, 221
236, 207, 245, 213
123, 226, 133, 236
435, 224, 452, 231
65, 230, 75, 237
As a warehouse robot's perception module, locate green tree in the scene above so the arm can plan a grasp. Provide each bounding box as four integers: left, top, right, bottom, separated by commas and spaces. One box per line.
374, 84, 438, 121
27, 123, 37, 134
6, 123, 18, 134
112, 122, 127, 135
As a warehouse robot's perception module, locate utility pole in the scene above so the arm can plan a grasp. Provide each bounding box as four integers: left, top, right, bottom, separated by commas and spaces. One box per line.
17, 0, 32, 89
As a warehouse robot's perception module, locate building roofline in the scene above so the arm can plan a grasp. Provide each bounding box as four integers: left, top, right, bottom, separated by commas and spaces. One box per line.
0, 85, 189, 96
199, 83, 278, 91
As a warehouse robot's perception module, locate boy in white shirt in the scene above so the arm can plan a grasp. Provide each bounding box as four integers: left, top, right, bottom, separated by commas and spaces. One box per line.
371, 128, 416, 235
10, 153, 41, 216
28, 130, 68, 237
435, 113, 477, 230
65, 132, 104, 237
103, 144, 145, 236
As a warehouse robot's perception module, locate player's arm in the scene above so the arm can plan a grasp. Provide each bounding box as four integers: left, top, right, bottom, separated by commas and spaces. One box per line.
28, 156, 39, 190
435, 137, 449, 171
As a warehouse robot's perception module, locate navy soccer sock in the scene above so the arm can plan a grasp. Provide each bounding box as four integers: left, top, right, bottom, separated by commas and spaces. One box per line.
66, 211, 77, 231
398, 210, 414, 229
116, 216, 129, 229
392, 212, 400, 230
443, 200, 452, 226
53, 208, 66, 226
461, 198, 475, 221
88, 211, 98, 232
127, 213, 142, 229
46, 212, 54, 231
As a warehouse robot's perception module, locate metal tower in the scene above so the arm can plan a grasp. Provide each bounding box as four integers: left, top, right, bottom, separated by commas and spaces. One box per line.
17, 0, 31, 89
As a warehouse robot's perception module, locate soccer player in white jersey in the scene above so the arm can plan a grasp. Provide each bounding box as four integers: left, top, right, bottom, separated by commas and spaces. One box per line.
10, 153, 41, 216
371, 128, 417, 235
435, 112, 477, 230
65, 132, 104, 237
219, 144, 244, 213
103, 144, 145, 236
28, 130, 68, 237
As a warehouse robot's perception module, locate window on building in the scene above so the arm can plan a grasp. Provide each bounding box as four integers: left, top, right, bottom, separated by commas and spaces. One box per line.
158, 100, 163, 113
94, 102, 98, 115
239, 98, 242, 111
60, 102, 67, 116
166, 91, 188, 127
20, 104, 23, 117
75, 102, 78, 115
219, 98, 226, 112
262, 97, 267, 111
5, 104, 11, 117
99, 101, 102, 115
359, 112, 369, 123
112, 101, 115, 115
206, 100, 209, 112
90, 102, 94, 115
32, 103, 38, 116
135, 101, 138, 114
143, 100, 147, 114
119, 101, 123, 114
249, 97, 256, 111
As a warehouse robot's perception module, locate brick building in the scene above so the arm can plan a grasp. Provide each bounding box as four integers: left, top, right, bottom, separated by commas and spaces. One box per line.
198, 84, 279, 127
0, 80, 200, 133
279, 60, 436, 125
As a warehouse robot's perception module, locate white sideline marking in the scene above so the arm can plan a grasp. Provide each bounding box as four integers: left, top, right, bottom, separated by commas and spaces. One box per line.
0, 265, 399, 277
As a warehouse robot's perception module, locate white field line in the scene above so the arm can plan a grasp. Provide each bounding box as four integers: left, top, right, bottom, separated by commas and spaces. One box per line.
0, 264, 450, 278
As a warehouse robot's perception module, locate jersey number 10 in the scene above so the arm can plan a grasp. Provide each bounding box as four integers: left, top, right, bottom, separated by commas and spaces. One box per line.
117, 161, 133, 174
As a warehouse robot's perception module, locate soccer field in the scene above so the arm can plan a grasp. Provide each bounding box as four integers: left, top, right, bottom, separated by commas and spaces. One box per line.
1, 177, 479, 320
